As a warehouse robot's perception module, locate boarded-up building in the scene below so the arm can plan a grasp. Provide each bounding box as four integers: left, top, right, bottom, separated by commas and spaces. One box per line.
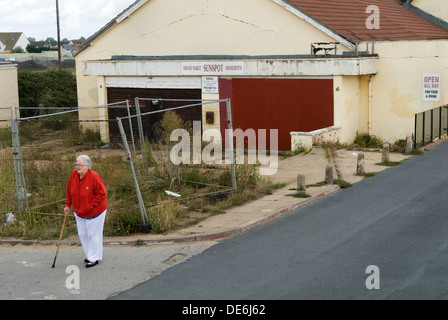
75, 0, 448, 151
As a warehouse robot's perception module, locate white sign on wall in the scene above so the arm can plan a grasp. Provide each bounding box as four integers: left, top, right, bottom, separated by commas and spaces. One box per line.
423, 74, 441, 102
182, 61, 244, 75
202, 76, 219, 94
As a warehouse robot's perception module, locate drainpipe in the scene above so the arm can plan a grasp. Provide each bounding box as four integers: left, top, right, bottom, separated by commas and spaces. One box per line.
368, 75, 373, 136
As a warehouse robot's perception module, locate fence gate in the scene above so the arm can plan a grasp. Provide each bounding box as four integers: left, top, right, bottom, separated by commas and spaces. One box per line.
414, 105, 448, 148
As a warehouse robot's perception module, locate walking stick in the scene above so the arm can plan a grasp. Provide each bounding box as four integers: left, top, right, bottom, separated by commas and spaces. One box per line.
51, 209, 69, 268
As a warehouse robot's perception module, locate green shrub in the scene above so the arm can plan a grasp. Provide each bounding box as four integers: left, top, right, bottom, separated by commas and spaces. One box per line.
354, 132, 383, 148
18, 69, 77, 118
183, 167, 209, 188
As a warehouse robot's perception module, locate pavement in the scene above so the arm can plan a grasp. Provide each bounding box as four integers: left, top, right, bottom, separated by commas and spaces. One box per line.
75, 145, 412, 245
1, 145, 414, 247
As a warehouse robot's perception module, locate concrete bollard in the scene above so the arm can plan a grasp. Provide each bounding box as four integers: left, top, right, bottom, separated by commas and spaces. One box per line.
297, 174, 306, 194
325, 164, 334, 185
357, 152, 365, 175
405, 134, 413, 154
382, 143, 390, 163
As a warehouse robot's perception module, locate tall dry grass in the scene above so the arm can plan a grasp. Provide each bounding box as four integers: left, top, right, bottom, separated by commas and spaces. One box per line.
0, 114, 274, 240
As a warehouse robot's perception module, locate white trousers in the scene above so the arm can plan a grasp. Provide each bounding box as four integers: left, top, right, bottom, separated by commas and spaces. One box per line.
74, 210, 107, 262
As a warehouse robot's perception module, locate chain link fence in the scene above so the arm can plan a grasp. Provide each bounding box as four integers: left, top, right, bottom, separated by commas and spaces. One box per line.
1, 98, 238, 235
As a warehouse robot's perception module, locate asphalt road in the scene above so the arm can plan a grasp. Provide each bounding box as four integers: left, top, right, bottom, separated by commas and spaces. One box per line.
112, 141, 448, 300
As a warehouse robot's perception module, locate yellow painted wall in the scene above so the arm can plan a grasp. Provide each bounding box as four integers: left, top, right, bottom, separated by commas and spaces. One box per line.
76, 0, 448, 147
75, 0, 344, 141
368, 40, 448, 142
412, 0, 448, 22
358, 75, 371, 135
201, 93, 221, 138
333, 75, 362, 144
334, 40, 448, 145
0, 64, 19, 127
79, 0, 338, 59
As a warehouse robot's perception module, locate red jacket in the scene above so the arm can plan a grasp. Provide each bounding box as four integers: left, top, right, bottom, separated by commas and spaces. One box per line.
66, 169, 107, 218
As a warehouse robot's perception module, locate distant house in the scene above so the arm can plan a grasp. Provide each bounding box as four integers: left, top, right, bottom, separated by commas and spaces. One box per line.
63, 40, 86, 54
30, 40, 51, 48
0, 32, 30, 53
70, 40, 85, 50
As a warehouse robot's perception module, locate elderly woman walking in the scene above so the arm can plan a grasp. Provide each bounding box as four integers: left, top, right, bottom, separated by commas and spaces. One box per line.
64, 155, 107, 268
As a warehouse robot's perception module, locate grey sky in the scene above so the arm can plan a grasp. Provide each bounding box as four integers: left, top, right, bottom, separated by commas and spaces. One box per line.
0, 0, 136, 40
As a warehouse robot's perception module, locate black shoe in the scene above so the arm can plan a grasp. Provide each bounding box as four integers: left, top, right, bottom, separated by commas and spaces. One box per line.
85, 260, 98, 268
84, 259, 90, 263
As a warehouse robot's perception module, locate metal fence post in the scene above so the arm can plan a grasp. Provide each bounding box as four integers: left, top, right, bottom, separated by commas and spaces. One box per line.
443, 104, 448, 136
422, 112, 425, 146
125, 100, 137, 163
117, 117, 150, 230
135, 98, 148, 169
10, 113, 28, 213
225, 98, 237, 191
430, 109, 434, 142
414, 114, 417, 149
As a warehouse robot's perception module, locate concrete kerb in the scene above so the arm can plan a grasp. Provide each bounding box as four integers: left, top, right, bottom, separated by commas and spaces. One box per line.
6, 137, 421, 247
103, 184, 341, 245
111, 147, 341, 244
76, 138, 447, 246
2, 139, 444, 247
0, 146, 343, 247
0, 184, 341, 247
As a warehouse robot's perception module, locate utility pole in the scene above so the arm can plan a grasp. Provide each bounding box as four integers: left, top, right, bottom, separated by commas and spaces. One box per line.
56, 0, 62, 70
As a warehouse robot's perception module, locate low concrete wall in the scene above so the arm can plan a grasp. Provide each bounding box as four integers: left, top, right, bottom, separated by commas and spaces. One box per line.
290, 126, 342, 151
0, 51, 74, 61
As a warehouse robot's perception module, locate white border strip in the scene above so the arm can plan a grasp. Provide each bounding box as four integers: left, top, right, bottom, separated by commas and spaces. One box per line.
116, 0, 149, 23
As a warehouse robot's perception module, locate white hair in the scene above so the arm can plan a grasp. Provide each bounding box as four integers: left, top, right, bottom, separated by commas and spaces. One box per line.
76, 155, 92, 169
